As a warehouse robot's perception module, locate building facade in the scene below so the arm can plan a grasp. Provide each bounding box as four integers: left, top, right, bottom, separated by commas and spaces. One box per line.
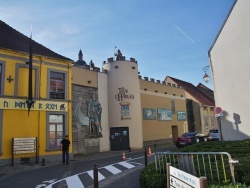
71, 51, 187, 154
0, 21, 190, 164
0, 21, 72, 165
209, 0, 250, 140
165, 76, 216, 134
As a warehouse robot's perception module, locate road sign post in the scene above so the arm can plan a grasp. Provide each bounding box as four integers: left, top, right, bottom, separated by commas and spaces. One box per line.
215, 107, 223, 141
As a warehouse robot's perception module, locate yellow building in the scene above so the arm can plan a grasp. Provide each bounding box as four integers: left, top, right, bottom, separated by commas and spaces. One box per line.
0, 20, 72, 165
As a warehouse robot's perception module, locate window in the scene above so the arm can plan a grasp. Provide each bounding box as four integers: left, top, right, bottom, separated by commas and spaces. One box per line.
49, 71, 66, 99
48, 114, 64, 150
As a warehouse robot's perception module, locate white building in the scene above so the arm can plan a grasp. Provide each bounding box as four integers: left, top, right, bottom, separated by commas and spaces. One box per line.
209, 0, 250, 140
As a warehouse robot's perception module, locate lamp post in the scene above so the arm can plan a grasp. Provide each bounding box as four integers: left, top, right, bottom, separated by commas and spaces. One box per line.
203, 65, 210, 83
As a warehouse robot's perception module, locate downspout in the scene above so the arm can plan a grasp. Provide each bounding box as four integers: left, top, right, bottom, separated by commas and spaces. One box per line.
68, 62, 71, 154
37, 55, 43, 162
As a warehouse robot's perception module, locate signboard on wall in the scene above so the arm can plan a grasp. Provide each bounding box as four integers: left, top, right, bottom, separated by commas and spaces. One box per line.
157, 108, 172, 121
0, 98, 67, 111
143, 108, 156, 120
120, 101, 131, 120
177, 112, 187, 121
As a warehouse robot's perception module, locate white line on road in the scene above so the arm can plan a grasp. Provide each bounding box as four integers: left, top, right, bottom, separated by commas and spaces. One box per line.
87, 170, 105, 181
66, 175, 85, 188
118, 161, 135, 169
104, 165, 122, 174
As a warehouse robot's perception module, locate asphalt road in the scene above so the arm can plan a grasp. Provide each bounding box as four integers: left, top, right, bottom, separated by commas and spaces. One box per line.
0, 146, 176, 188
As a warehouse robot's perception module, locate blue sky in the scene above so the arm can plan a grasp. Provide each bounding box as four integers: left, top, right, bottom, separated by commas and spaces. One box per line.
0, 0, 234, 89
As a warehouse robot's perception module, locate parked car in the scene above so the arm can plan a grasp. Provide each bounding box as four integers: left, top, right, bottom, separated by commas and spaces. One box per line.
175, 132, 207, 148
207, 129, 220, 141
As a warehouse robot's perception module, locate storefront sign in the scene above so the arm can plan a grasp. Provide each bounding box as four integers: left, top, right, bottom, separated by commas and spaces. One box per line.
0, 98, 67, 111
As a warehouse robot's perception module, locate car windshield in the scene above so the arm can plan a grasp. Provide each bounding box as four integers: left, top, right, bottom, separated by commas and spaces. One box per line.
209, 129, 218, 133
182, 132, 197, 137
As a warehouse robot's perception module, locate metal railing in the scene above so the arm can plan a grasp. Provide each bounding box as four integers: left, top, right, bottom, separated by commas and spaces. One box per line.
155, 151, 238, 184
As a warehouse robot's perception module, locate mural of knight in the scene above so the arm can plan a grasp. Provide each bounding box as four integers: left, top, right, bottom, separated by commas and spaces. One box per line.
87, 94, 102, 136
75, 95, 102, 137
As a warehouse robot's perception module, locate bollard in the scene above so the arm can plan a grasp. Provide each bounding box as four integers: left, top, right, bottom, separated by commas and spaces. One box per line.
199, 177, 208, 188
94, 164, 98, 188
144, 148, 148, 167
42, 158, 45, 166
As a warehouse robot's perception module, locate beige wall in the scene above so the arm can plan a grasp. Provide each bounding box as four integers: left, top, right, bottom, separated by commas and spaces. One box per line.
103, 60, 143, 149
210, 0, 250, 140
98, 72, 110, 152
72, 66, 98, 88
140, 79, 187, 141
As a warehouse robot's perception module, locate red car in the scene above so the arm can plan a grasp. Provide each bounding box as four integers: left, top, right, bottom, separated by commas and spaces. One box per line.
176, 132, 207, 148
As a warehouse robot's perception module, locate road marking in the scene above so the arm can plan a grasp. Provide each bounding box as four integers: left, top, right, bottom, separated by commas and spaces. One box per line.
66, 175, 85, 188
35, 184, 47, 188
43, 161, 142, 188
87, 170, 105, 181
118, 161, 135, 169
104, 165, 122, 174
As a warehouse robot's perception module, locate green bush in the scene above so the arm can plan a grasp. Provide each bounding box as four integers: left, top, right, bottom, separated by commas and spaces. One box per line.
140, 163, 166, 188
140, 139, 250, 188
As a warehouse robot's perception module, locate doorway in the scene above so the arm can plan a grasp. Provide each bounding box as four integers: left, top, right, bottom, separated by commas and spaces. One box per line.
110, 127, 130, 151
171, 125, 179, 144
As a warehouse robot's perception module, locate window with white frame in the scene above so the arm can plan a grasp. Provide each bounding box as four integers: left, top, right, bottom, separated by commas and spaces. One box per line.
50, 71, 65, 99
48, 114, 64, 150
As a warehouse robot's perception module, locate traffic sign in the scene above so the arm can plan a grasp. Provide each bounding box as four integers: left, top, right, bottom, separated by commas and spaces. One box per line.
215, 107, 222, 114
169, 166, 200, 187
215, 113, 223, 117
170, 176, 193, 188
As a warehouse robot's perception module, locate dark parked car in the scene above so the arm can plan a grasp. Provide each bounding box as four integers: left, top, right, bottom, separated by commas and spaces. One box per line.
175, 132, 207, 148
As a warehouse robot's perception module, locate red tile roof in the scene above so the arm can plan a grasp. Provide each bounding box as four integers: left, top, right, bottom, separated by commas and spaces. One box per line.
197, 83, 214, 100
168, 76, 215, 106
0, 20, 72, 61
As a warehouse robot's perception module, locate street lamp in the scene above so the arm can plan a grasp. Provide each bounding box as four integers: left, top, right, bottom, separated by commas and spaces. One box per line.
203, 65, 210, 83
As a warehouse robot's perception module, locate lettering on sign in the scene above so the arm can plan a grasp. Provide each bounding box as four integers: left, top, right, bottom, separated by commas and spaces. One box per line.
115, 87, 134, 101
13, 138, 37, 154
0, 98, 67, 111
169, 166, 200, 188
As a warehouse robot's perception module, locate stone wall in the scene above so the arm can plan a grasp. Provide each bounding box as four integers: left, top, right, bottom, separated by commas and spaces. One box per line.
72, 84, 100, 154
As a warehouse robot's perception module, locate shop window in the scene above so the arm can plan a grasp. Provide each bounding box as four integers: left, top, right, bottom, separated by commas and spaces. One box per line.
47, 113, 67, 150
49, 70, 67, 99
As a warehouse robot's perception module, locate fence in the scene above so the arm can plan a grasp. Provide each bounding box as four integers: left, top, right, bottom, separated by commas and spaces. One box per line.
155, 151, 238, 185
